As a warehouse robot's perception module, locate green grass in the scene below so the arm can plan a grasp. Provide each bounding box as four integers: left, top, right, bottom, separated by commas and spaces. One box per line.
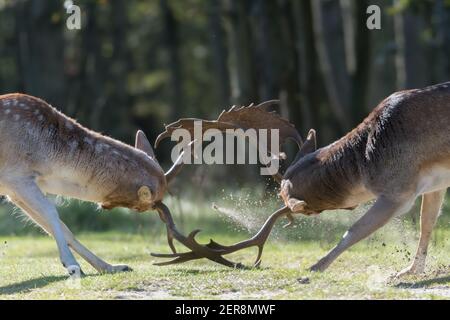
0, 189, 449, 300
0, 232, 449, 299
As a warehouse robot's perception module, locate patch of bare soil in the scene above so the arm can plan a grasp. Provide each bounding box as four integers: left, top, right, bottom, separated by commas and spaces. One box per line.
114, 289, 173, 300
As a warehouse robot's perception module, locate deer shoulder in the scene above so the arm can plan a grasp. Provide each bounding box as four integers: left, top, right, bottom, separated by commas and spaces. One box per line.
0, 93, 166, 210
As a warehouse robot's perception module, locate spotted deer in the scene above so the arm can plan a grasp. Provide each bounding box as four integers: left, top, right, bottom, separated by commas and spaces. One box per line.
0, 93, 191, 277
152, 82, 449, 277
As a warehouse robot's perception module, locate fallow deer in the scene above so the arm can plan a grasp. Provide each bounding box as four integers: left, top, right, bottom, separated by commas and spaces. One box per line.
152, 82, 449, 277
0, 93, 192, 277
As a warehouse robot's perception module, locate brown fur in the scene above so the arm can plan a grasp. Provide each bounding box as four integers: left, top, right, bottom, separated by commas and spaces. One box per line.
0, 93, 166, 212
281, 82, 450, 213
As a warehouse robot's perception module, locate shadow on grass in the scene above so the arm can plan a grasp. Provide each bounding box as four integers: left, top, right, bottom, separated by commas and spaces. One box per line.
0, 273, 101, 296
394, 275, 450, 289
0, 275, 67, 295
168, 268, 237, 275
167, 264, 270, 275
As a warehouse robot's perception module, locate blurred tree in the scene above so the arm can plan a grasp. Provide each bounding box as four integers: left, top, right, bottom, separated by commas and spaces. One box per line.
0, 0, 449, 180
208, 0, 231, 109
160, 0, 183, 120
14, 1, 66, 107
225, 0, 258, 105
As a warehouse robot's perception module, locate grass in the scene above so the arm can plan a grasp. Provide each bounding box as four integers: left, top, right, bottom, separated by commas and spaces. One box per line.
0, 187, 449, 300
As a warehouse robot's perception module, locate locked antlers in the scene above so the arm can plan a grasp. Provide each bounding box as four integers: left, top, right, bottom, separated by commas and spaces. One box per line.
152, 202, 291, 268
151, 101, 304, 268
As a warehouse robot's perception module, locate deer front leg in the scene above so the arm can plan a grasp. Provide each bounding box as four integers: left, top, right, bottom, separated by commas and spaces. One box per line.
13, 198, 131, 274
6, 179, 81, 277
396, 189, 446, 277
310, 195, 415, 272
61, 224, 132, 274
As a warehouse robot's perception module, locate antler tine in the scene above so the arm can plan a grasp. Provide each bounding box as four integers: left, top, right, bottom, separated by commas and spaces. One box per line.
152, 203, 291, 268
164, 140, 200, 185
166, 225, 177, 253
282, 213, 295, 228
152, 251, 200, 266
164, 152, 185, 185
254, 99, 280, 110
207, 206, 291, 266
155, 131, 171, 148
152, 202, 245, 268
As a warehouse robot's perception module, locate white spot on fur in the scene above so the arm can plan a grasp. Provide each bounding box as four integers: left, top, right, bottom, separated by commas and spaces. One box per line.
13, 114, 20, 121
38, 115, 44, 121
34, 109, 40, 115
3, 100, 11, 106
66, 121, 74, 130
4, 109, 10, 114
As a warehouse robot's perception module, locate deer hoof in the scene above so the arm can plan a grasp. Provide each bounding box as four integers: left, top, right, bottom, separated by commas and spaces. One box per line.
394, 265, 423, 278
67, 265, 82, 278
309, 261, 329, 272
109, 265, 133, 273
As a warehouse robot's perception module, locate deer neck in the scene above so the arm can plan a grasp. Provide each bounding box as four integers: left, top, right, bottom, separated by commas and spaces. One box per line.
36, 131, 144, 203
313, 134, 375, 209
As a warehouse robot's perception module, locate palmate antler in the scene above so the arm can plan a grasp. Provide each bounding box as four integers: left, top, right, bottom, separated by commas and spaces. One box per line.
152, 202, 291, 268
155, 100, 303, 150
152, 101, 303, 268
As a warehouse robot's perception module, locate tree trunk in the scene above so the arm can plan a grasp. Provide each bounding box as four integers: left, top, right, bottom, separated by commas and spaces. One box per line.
160, 0, 183, 120
225, 0, 258, 105
340, 0, 356, 75
208, 0, 231, 109
14, 1, 65, 107
393, 1, 407, 90
311, 0, 350, 131
349, 0, 371, 123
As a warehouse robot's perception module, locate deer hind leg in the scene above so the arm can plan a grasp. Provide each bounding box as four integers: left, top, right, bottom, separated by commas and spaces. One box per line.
310, 195, 416, 272
396, 189, 446, 277
13, 197, 131, 274
6, 179, 81, 276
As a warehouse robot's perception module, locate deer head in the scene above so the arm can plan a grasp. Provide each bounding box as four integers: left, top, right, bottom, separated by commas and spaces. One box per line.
100, 130, 188, 212
279, 129, 326, 215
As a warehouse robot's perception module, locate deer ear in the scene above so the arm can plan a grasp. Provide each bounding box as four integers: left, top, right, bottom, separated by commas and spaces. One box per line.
298, 129, 317, 157
135, 130, 156, 158
137, 186, 153, 203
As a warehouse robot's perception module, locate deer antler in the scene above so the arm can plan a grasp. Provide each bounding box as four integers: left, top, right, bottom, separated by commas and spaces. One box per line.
155, 100, 303, 151
152, 101, 302, 267
151, 202, 291, 268
163, 140, 201, 185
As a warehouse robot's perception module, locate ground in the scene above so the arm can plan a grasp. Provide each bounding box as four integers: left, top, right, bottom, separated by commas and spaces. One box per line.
0, 232, 449, 299
0, 192, 449, 300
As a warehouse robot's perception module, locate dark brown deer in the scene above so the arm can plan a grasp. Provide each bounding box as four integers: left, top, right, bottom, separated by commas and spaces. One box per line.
152, 82, 450, 277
